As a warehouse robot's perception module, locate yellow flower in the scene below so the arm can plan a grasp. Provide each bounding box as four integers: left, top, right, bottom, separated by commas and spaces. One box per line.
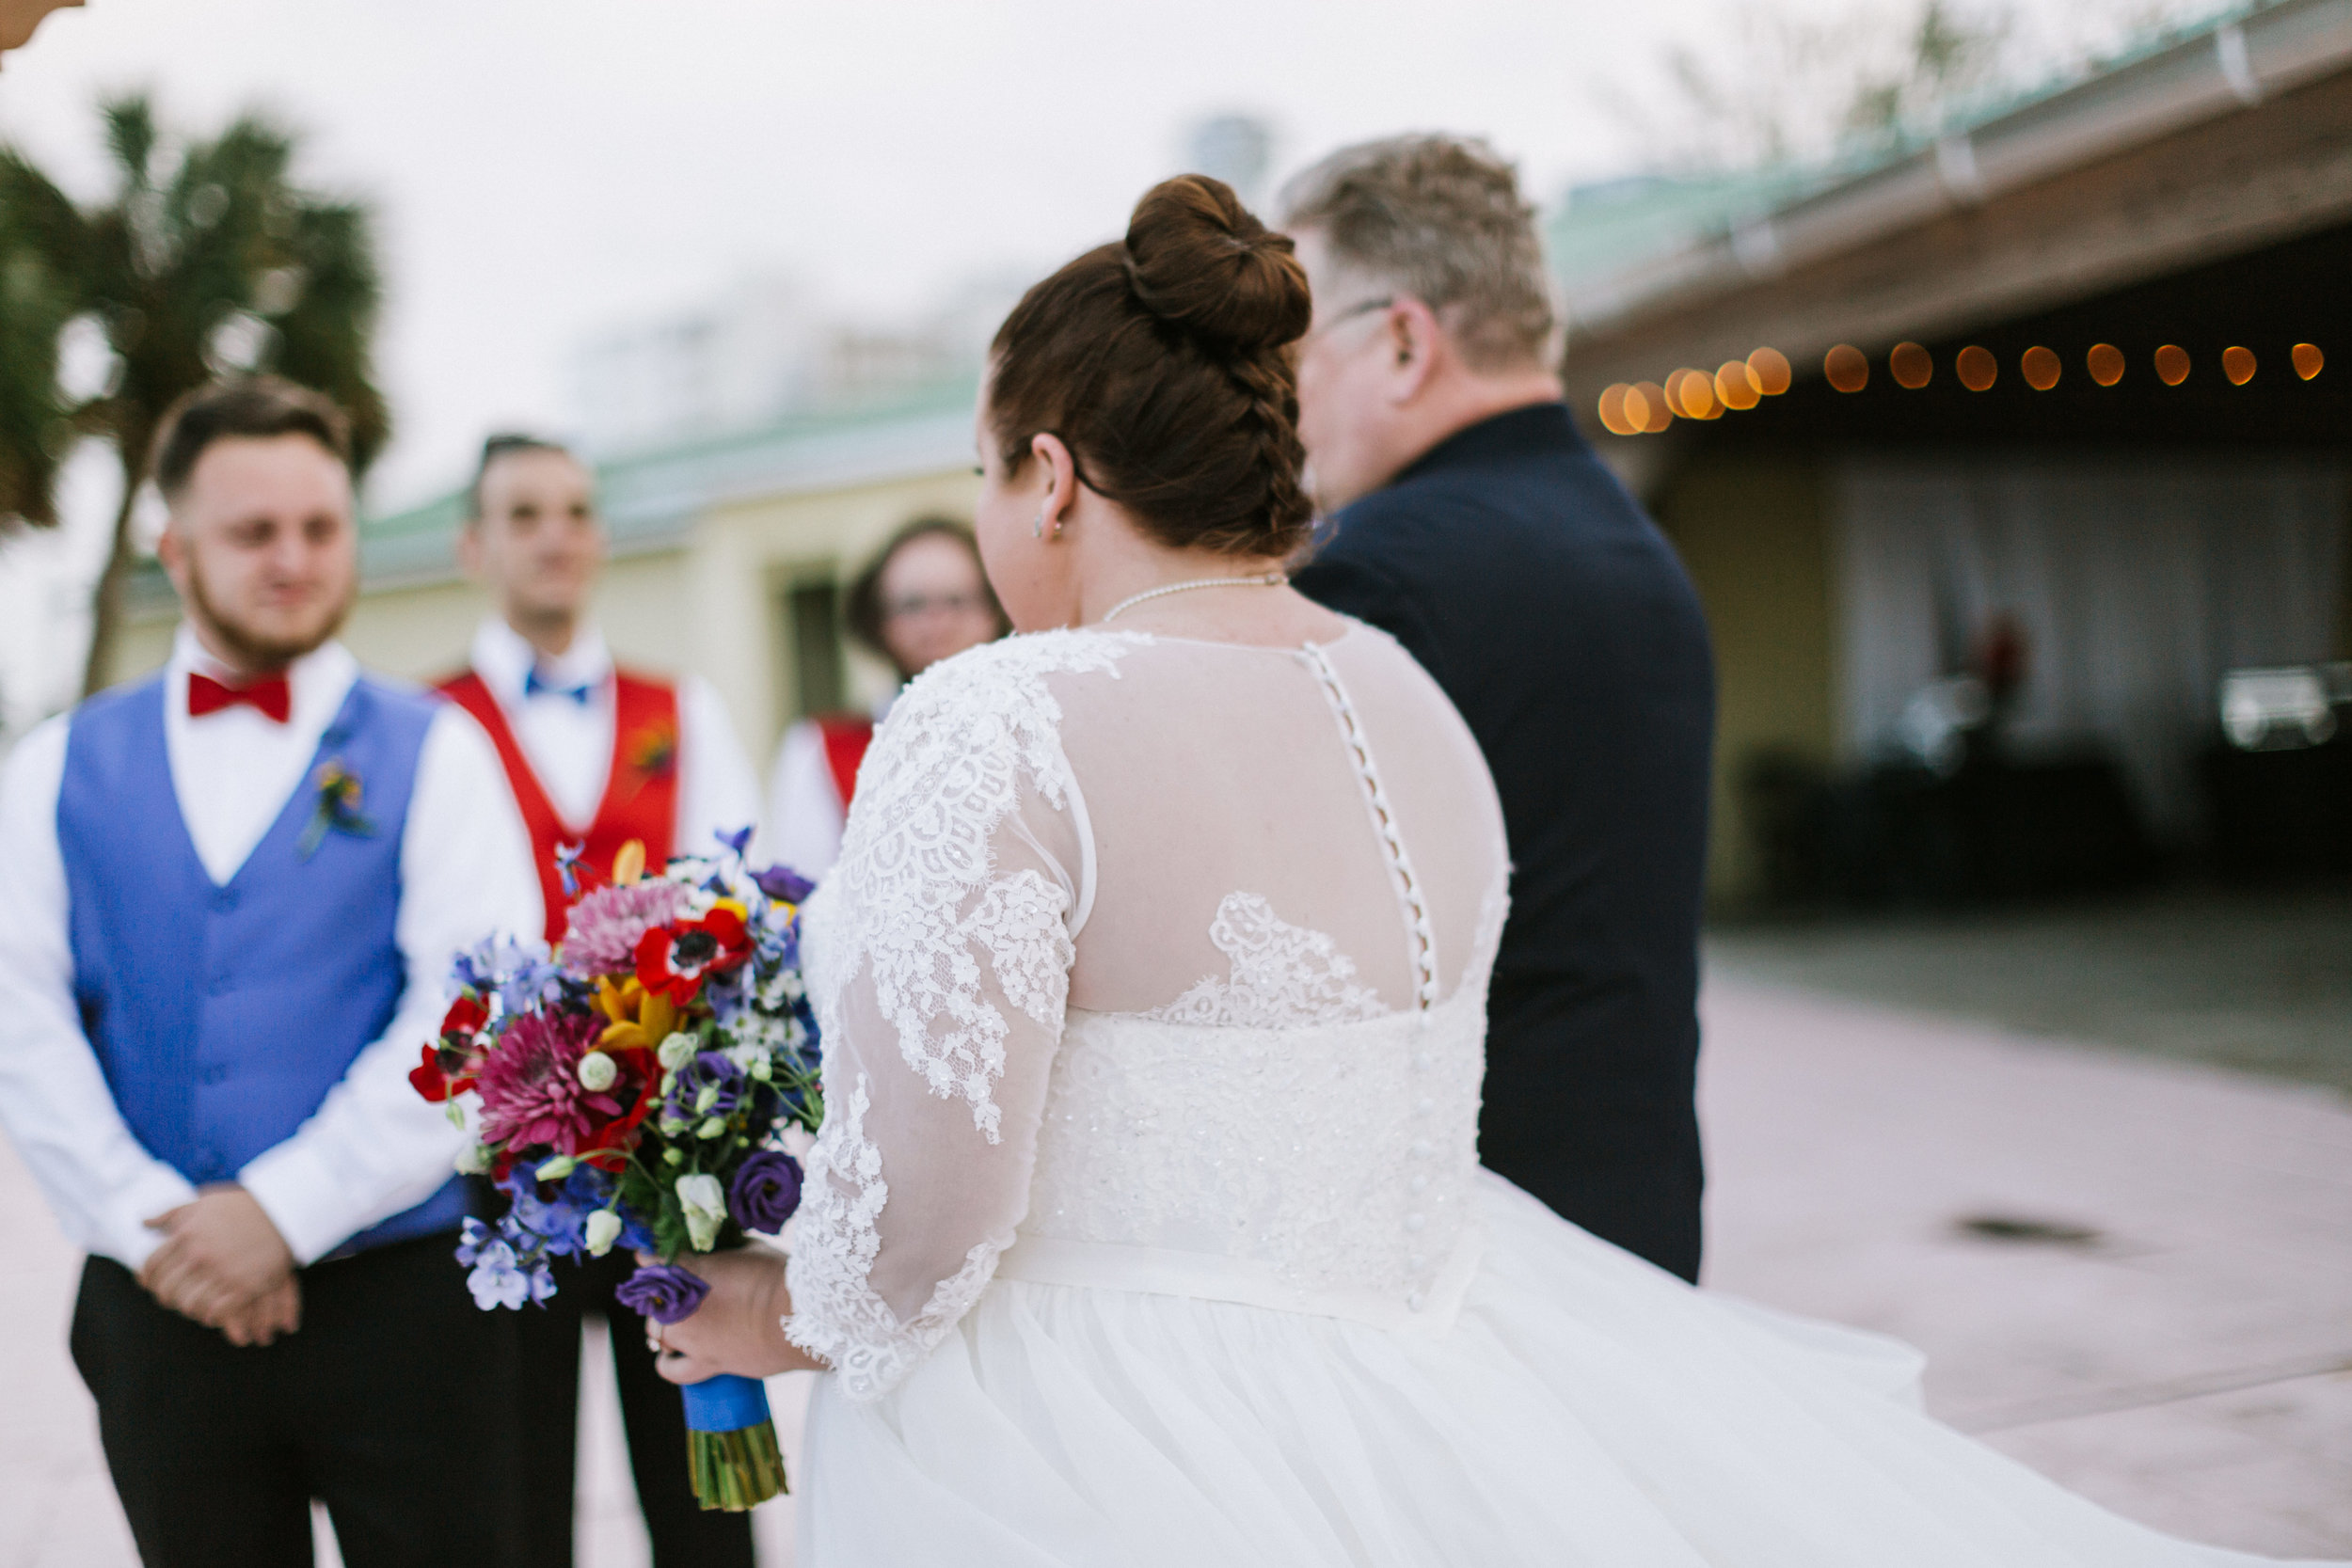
595, 975, 677, 1052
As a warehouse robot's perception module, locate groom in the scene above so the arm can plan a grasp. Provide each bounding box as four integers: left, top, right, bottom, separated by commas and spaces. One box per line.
0, 377, 541, 1564
1281, 138, 1718, 1283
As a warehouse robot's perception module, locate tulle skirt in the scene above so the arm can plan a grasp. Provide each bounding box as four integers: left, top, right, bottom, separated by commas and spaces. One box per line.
797, 1172, 2331, 1566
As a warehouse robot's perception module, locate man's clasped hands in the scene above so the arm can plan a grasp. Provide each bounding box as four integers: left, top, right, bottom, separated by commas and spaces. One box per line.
138, 1184, 301, 1347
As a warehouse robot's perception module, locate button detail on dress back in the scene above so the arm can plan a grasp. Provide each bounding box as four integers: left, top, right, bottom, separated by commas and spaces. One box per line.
1298, 641, 1440, 1011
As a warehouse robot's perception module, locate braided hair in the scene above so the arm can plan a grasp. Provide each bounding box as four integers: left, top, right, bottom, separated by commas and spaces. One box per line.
987, 175, 1314, 559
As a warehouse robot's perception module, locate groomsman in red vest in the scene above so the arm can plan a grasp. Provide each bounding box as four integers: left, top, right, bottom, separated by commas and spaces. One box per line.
446, 433, 760, 1567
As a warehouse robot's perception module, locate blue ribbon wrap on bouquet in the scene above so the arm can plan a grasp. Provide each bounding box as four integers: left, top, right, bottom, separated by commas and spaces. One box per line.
682, 1372, 771, 1433
680, 1374, 787, 1509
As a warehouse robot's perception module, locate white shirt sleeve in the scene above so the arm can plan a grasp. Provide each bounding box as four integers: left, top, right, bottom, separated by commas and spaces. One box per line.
0, 718, 199, 1269
764, 719, 846, 881
675, 673, 761, 863
238, 705, 543, 1263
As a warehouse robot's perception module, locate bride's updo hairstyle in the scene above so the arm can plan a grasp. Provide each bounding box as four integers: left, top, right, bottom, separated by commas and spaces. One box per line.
988, 174, 1313, 557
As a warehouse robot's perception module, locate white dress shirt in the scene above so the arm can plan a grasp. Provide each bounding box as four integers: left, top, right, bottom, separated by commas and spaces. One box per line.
467, 619, 760, 863
0, 626, 542, 1269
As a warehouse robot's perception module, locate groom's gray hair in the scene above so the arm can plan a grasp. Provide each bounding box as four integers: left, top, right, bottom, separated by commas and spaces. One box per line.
1277, 135, 1559, 373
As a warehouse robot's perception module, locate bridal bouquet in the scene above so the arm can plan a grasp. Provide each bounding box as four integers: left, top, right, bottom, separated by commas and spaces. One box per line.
410, 829, 821, 1511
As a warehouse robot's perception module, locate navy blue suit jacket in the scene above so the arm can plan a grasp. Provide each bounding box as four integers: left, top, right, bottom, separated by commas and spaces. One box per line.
1294, 403, 1716, 1281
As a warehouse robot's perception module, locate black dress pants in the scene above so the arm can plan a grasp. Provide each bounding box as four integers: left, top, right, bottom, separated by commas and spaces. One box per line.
515, 1248, 757, 1568
71, 1234, 526, 1568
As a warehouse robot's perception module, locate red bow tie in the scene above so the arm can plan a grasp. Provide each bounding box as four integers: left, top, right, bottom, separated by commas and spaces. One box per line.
187, 672, 293, 723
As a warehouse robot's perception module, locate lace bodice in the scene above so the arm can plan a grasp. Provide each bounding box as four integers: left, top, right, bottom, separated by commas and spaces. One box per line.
787, 623, 1510, 1400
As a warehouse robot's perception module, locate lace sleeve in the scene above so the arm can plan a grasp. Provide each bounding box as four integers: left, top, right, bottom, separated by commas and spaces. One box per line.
783, 632, 1133, 1400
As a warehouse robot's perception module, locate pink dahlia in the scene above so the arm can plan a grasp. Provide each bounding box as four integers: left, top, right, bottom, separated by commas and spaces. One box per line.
475, 1010, 618, 1155
561, 879, 690, 978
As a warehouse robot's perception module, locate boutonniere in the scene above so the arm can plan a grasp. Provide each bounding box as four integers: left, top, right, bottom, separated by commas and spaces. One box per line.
624, 721, 678, 790
298, 757, 378, 858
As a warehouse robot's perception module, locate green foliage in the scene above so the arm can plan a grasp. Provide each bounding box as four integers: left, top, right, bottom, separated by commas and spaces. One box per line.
0, 91, 388, 692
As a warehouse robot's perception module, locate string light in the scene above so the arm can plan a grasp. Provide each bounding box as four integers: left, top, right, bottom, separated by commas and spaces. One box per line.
1597, 334, 2321, 434
1630, 381, 1675, 433
1596, 384, 1635, 436
1714, 360, 1761, 409
1669, 368, 1723, 420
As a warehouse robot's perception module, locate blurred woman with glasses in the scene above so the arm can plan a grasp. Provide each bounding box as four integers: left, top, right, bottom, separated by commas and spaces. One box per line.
762, 517, 1008, 879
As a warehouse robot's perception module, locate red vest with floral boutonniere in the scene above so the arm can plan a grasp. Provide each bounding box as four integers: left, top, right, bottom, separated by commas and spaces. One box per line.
437, 668, 680, 942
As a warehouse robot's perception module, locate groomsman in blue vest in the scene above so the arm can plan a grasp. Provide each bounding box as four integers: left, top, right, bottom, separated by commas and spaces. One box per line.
0, 378, 542, 1566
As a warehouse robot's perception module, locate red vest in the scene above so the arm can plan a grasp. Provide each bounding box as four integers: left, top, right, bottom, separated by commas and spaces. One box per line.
814, 713, 874, 810
438, 668, 680, 942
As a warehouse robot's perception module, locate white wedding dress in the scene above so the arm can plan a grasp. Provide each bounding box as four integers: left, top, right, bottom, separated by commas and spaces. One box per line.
785, 622, 2328, 1566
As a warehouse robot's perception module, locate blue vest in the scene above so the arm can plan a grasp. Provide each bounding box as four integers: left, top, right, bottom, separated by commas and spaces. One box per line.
59, 673, 472, 1256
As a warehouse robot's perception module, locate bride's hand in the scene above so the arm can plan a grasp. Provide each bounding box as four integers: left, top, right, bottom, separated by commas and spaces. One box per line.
643, 1247, 824, 1384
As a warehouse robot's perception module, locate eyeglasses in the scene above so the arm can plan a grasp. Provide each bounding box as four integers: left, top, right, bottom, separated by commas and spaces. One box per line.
1299, 295, 1394, 347
882, 591, 990, 621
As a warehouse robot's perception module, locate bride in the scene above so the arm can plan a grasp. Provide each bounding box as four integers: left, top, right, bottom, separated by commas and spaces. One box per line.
652, 176, 2332, 1566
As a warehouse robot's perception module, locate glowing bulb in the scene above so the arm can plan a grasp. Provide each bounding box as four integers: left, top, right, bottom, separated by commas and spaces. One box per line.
1633, 382, 1676, 434
2022, 346, 2061, 390
1889, 342, 1932, 388
1956, 346, 1998, 391
2223, 346, 2256, 385
1597, 384, 1636, 436
1824, 344, 1868, 393
1669, 368, 1721, 420
1747, 347, 1792, 396
2087, 343, 2125, 386
1714, 360, 1761, 410
2292, 342, 2324, 380
2154, 344, 2190, 386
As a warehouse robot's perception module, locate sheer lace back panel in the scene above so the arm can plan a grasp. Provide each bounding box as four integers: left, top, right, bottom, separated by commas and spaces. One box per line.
788, 623, 1509, 1399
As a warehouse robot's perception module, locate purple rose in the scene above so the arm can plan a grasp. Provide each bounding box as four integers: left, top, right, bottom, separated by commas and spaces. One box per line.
669, 1052, 746, 1120
752, 864, 815, 904
727, 1150, 803, 1234
615, 1262, 710, 1324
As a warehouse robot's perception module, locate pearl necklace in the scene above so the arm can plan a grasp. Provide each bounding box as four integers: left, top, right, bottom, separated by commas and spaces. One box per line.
1099, 572, 1290, 624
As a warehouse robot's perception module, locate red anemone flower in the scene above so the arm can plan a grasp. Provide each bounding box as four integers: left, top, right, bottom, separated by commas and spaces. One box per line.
577, 1045, 660, 1169
410, 994, 493, 1102
634, 906, 752, 1004
442, 994, 489, 1042
410, 1044, 467, 1102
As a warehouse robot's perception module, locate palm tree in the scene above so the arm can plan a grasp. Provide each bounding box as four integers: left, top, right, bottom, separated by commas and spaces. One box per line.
0, 93, 387, 697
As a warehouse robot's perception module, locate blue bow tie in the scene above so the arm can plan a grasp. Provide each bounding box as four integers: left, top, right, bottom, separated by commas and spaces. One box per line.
524, 668, 596, 705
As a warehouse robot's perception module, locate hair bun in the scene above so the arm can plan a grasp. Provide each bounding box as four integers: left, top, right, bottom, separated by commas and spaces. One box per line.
1122, 175, 1311, 356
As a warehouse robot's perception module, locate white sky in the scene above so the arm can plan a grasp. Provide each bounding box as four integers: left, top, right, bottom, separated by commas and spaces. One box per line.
0, 0, 2173, 724
0, 0, 1877, 510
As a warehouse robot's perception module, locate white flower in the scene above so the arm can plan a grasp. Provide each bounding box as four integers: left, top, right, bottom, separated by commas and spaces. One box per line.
584, 1209, 623, 1257
578, 1051, 618, 1092
677, 1172, 727, 1251
658, 1032, 699, 1070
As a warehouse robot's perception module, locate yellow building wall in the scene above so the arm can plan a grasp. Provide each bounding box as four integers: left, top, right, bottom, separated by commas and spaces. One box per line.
694, 466, 982, 762
1653, 459, 1838, 911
